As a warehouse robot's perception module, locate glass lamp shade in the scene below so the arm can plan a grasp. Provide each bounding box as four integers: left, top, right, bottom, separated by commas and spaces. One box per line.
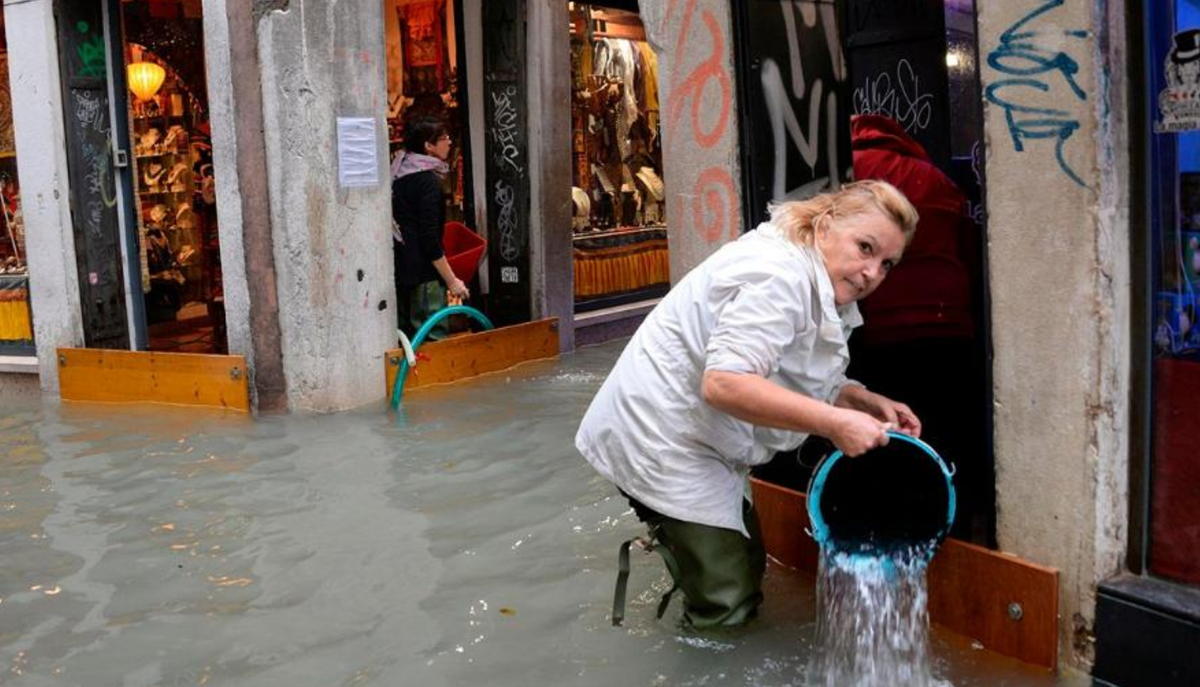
127, 62, 166, 101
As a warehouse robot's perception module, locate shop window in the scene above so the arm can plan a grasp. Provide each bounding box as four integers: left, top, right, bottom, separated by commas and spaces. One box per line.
1147, 0, 1200, 587
569, 3, 669, 312
118, 1, 226, 353
0, 14, 33, 356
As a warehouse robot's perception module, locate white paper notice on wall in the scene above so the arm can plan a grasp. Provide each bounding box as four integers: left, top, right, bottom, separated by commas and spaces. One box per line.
336, 117, 379, 188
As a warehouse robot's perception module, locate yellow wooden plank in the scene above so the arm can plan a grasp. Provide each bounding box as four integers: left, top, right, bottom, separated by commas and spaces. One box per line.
57, 348, 250, 412
0, 301, 33, 340
384, 318, 559, 394
750, 477, 1059, 670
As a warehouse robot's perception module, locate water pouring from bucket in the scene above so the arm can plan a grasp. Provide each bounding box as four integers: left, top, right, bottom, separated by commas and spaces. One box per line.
806, 432, 957, 687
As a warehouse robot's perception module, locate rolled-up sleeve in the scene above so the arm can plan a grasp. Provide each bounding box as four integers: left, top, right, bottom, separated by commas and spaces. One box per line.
705, 272, 805, 377
826, 374, 865, 404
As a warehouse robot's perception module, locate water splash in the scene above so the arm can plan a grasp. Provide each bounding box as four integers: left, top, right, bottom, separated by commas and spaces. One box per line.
809, 546, 948, 687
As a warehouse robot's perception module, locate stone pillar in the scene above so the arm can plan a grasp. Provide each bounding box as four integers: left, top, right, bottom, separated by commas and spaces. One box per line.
256, 1, 395, 411
639, 0, 743, 280
979, 0, 1130, 669
526, 0, 573, 350
4, 0, 85, 394
202, 1, 254, 386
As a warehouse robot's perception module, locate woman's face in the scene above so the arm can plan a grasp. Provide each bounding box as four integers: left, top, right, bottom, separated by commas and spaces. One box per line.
425, 132, 452, 161
816, 210, 906, 306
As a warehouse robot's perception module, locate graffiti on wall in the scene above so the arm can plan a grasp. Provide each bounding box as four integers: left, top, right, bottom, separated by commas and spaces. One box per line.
762, 1, 846, 201
490, 85, 524, 175
984, 0, 1090, 188
734, 0, 851, 229
852, 58, 935, 133
482, 0, 531, 322
665, 0, 739, 244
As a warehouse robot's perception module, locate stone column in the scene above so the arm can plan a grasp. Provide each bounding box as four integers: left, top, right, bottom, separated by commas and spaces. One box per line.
639, 0, 743, 280
526, 0, 573, 350
979, 0, 1131, 669
256, 0, 396, 411
202, 0, 255, 393
4, 0, 85, 394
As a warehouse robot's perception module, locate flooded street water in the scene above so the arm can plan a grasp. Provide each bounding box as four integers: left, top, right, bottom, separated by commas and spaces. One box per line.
2, 340, 1088, 687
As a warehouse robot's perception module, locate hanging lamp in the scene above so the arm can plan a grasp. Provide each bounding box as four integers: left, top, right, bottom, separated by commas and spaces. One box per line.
127, 62, 166, 101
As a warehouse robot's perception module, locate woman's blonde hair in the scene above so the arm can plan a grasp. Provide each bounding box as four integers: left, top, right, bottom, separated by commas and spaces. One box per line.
767, 180, 918, 248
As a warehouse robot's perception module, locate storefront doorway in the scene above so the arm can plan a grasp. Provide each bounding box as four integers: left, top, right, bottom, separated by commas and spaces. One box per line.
568, 3, 670, 313
383, 0, 479, 329
384, 0, 473, 224
52, 0, 226, 354
734, 0, 994, 547
116, 0, 225, 353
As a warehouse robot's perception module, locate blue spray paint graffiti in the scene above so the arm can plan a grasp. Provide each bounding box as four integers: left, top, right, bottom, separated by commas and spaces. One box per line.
985, 0, 1089, 188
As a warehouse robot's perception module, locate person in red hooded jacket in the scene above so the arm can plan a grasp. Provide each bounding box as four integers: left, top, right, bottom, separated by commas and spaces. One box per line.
848, 114, 988, 542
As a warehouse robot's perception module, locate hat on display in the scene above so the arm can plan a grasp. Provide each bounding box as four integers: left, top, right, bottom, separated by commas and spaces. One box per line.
175, 204, 195, 230
144, 163, 167, 188
635, 167, 665, 201
1173, 29, 1200, 64
149, 204, 169, 224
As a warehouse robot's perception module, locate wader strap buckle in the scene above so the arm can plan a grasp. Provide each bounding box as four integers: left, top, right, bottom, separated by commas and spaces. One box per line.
611, 533, 681, 627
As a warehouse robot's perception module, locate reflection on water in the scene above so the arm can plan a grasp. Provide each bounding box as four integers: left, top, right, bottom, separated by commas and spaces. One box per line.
0, 341, 1087, 686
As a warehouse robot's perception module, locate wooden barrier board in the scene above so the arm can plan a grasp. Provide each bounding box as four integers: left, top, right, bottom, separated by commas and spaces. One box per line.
57, 348, 250, 412
385, 318, 559, 394
750, 477, 1059, 670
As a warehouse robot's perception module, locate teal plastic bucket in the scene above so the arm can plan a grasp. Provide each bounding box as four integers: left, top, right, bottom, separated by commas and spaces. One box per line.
806, 432, 956, 559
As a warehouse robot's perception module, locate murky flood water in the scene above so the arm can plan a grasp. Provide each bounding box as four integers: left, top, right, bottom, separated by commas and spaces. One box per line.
2, 340, 1087, 687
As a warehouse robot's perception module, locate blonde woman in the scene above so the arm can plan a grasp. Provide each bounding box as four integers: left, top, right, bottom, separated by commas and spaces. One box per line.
577, 180, 921, 629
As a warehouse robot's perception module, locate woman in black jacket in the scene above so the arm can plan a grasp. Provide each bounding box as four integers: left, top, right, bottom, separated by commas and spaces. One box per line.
391, 115, 469, 339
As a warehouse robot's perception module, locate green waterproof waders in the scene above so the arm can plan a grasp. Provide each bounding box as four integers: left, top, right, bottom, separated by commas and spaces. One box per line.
612, 500, 766, 629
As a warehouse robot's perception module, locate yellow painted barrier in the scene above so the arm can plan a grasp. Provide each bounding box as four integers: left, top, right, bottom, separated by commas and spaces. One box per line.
58, 348, 250, 412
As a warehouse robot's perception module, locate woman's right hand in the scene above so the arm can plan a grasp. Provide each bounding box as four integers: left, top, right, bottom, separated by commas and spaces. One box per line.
827, 408, 892, 457
448, 278, 470, 302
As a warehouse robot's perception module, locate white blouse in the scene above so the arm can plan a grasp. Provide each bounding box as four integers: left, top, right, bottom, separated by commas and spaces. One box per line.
575, 222, 863, 536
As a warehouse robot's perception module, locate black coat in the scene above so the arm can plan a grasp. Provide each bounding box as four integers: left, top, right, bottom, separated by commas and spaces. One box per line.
392, 170, 446, 288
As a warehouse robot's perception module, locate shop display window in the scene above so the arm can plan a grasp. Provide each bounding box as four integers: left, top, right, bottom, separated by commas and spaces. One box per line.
0, 15, 32, 355
1147, 0, 1200, 587
569, 3, 669, 311
119, 1, 225, 353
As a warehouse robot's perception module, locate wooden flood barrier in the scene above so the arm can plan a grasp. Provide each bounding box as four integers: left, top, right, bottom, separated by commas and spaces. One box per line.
57, 348, 250, 411
384, 318, 559, 395
751, 477, 1059, 670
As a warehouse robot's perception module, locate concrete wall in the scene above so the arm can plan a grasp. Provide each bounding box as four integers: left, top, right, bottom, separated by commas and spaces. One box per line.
4, 0, 85, 395
639, 0, 743, 281
256, 1, 396, 411
526, 0, 574, 350
978, 0, 1130, 669
202, 1, 253, 374
0, 369, 41, 401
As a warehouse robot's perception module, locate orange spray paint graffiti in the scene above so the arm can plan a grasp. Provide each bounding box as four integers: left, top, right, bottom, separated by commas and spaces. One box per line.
665, 0, 739, 243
